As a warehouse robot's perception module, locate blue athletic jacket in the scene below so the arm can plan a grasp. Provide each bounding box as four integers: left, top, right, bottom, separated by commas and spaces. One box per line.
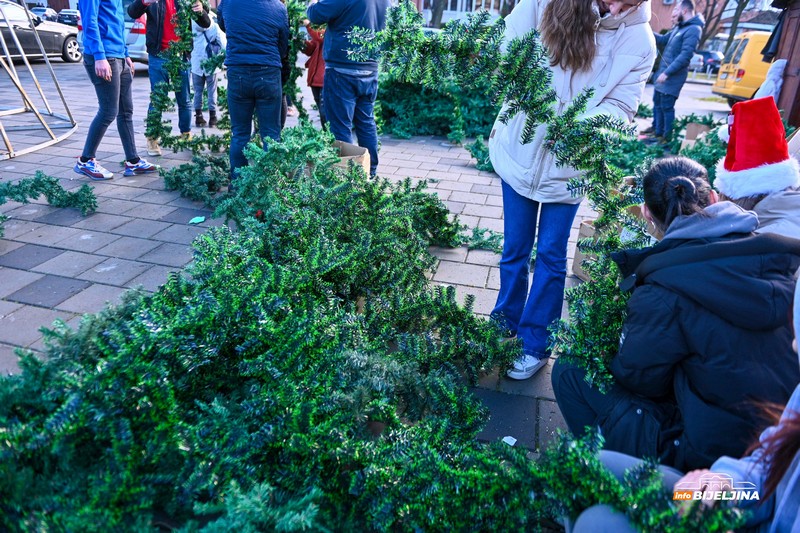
79, 0, 128, 60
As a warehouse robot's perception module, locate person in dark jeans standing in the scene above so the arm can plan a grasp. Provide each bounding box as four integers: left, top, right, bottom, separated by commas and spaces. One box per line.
217, 0, 289, 184
76, 0, 157, 180
644, 0, 703, 145
307, 0, 390, 177
127, 0, 211, 156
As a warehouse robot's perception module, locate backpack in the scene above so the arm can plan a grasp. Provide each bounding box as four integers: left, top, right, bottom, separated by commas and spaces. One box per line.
203, 31, 222, 58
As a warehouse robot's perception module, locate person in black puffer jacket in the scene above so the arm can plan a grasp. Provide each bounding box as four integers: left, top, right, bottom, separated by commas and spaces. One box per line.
552, 156, 800, 471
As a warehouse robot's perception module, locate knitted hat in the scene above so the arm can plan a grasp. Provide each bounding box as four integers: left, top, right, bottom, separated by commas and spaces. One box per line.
715, 96, 800, 199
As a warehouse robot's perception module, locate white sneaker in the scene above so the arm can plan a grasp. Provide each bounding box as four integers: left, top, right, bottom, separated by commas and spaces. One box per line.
506, 354, 546, 380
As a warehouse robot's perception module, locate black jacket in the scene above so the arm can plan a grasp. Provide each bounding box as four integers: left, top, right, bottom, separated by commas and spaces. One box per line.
127, 0, 210, 58
610, 231, 800, 470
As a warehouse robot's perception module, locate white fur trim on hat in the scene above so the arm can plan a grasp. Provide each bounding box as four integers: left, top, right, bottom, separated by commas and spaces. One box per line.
716, 125, 729, 143
715, 157, 800, 198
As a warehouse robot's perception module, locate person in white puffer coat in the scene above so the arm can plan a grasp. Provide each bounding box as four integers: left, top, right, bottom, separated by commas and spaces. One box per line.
488, 0, 656, 381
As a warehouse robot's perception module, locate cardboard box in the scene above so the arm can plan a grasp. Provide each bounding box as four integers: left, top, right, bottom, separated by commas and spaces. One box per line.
571, 219, 595, 282
680, 122, 712, 152
333, 140, 370, 175
684, 122, 711, 141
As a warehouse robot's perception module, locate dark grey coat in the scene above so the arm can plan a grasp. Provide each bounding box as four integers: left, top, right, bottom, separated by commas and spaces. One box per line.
653, 14, 704, 97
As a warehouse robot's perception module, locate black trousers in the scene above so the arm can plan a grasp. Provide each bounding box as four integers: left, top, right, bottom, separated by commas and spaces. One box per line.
551, 357, 681, 465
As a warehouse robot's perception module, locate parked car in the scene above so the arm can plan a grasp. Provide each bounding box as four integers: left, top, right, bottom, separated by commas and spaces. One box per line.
56, 8, 79, 26
123, 0, 147, 64
712, 31, 771, 107
689, 53, 704, 72
697, 50, 724, 73
0, 0, 81, 62
30, 6, 57, 22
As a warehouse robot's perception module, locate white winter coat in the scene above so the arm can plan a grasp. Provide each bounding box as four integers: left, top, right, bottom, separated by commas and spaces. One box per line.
488, 0, 656, 204
191, 19, 226, 77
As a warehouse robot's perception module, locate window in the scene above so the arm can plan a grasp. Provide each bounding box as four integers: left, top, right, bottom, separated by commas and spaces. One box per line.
731, 38, 748, 64
0, 3, 29, 22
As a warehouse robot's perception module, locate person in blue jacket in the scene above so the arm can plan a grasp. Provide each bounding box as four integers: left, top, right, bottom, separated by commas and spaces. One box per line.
643, 0, 703, 144
75, 0, 157, 181
217, 0, 289, 186
306, 0, 390, 178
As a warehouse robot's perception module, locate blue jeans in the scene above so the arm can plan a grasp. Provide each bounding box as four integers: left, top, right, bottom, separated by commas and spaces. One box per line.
192, 72, 217, 112
492, 181, 580, 358
323, 68, 379, 176
148, 52, 191, 134
82, 55, 138, 161
652, 91, 677, 139
226, 65, 282, 179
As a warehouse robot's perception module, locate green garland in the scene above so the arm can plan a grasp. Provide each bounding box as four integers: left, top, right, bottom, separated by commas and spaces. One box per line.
0, 122, 743, 531
0, 172, 97, 237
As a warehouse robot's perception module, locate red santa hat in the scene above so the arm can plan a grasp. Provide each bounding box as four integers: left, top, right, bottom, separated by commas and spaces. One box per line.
715, 96, 800, 199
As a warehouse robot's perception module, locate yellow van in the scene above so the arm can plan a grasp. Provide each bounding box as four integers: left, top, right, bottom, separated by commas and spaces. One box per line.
712, 31, 771, 107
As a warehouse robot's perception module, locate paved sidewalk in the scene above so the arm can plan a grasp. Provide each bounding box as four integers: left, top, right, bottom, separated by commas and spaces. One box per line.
0, 59, 599, 452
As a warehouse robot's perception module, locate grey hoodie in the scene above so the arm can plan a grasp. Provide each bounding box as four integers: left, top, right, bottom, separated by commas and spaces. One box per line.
664, 201, 758, 241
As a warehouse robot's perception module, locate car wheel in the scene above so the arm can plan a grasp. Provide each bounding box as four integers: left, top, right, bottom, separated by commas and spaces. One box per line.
727, 98, 737, 108
62, 36, 81, 63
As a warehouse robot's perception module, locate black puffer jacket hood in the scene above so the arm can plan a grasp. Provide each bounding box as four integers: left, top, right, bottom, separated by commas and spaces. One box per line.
614, 202, 799, 330
645, 240, 798, 330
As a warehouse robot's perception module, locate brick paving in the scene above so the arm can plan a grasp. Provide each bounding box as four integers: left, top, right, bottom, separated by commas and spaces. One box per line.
0, 59, 601, 452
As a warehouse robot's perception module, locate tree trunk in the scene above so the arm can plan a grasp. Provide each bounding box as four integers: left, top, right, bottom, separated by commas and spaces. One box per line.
430, 0, 447, 28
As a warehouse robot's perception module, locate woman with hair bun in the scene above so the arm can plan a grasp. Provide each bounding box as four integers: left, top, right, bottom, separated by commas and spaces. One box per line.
552, 156, 800, 471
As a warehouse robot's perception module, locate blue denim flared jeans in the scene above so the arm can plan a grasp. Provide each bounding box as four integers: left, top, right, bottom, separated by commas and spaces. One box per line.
492, 180, 581, 358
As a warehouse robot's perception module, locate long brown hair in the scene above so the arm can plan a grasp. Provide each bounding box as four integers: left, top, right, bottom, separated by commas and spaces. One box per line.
747, 404, 800, 502
539, 0, 598, 72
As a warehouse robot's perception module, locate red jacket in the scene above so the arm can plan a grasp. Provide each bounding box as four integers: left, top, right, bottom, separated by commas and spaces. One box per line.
302, 27, 325, 88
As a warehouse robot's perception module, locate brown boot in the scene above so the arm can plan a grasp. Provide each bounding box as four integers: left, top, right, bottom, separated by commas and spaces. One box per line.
208, 110, 217, 128
195, 110, 207, 127
146, 137, 161, 156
